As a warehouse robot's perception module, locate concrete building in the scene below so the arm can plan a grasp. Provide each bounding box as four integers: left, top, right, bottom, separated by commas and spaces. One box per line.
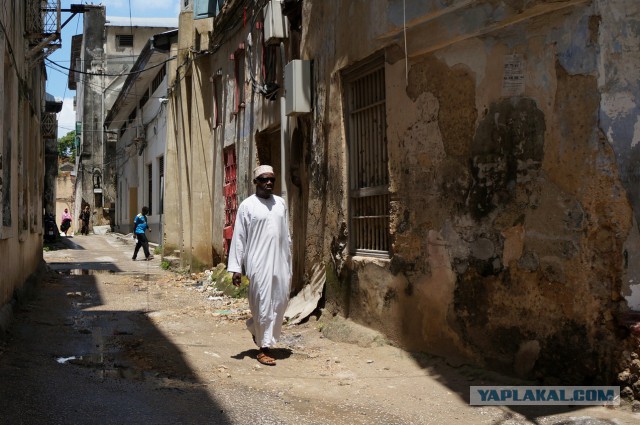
294, 0, 640, 385
0, 1, 55, 331
105, 30, 178, 243
164, 0, 299, 269
165, 0, 640, 387
69, 5, 177, 233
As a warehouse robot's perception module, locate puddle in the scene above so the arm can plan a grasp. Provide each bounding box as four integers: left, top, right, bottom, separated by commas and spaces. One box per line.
58, 269, 116, 275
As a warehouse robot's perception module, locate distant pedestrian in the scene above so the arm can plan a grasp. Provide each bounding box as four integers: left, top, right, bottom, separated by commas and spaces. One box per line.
132, 206, 153, 261
60, 208, 72, 236
79, 205, 91, 235
228, 165, 291, 366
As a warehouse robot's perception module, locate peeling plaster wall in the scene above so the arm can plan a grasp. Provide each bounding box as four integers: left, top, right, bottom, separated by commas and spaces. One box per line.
301, 0, 389, 297
302, 0, 639, 383
596, 1, 640, 310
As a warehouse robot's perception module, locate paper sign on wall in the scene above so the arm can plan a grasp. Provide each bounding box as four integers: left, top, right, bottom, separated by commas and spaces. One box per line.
502, 54, 525, 97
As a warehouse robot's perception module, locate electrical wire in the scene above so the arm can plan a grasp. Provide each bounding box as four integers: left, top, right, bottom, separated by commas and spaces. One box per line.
46, 55, 176, 77
46, 58, 175, 105
245, 0, 279, 100
169, 0, 254, 94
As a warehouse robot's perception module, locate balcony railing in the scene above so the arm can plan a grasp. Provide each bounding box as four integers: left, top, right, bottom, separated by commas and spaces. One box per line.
26, 0, 61, 62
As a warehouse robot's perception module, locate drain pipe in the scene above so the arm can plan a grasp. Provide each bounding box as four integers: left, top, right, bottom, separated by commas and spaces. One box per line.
279, 41, 288, 205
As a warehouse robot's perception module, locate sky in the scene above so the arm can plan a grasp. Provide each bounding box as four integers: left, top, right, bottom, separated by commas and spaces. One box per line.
47, 1, 181, 138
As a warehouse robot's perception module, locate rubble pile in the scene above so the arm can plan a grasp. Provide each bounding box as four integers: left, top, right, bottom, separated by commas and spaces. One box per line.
618, 353, 640, 410
617, 322, 640, 408
181, 265, 250, 321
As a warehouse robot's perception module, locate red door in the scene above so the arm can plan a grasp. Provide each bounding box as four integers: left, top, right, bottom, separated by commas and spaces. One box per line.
223, 146, 238, 255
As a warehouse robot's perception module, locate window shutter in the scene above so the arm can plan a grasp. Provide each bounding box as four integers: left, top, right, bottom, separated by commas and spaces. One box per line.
194, 0, 225, 20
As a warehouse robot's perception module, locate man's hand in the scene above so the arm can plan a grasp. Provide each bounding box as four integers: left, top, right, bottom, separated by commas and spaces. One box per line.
232, 272, 242, 287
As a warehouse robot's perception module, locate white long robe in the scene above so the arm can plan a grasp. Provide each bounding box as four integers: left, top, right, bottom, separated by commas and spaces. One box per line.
227, 194, 292, 348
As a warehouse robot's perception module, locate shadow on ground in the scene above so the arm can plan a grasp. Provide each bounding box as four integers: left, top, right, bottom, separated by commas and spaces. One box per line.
0, 240, 231, 424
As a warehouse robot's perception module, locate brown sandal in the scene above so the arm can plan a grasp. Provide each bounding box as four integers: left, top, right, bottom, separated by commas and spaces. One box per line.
257, 351, 276, 366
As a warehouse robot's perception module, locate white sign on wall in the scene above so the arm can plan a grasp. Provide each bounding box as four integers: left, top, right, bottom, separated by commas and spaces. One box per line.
502, 54, 525, 97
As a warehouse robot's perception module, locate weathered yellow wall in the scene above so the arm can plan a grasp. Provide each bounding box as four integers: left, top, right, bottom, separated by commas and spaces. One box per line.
167, 0, 294, 270
0, 1, 46, 322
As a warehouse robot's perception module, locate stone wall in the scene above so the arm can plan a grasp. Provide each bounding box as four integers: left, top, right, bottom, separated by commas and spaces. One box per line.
301, 0, 640, 383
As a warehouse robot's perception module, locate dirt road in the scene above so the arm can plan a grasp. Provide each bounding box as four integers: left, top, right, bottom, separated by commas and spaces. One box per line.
0, 234, 637, 424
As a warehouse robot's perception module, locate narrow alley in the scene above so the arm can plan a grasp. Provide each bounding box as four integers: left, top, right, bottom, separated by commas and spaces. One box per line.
0, 234, 637, 424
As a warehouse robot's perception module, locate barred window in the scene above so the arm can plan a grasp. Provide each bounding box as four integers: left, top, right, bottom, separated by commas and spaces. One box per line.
116, 34, 133, 48
139, 89, 149, 109
342, 55, 389, 256
151, 66, 166, 95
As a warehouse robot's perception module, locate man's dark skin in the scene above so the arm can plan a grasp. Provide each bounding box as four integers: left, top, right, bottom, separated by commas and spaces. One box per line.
232, 171, 276, 287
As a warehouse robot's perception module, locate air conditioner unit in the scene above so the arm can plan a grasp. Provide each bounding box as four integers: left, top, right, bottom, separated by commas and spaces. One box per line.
285, 60, 311, 116
264, 0, 289, 45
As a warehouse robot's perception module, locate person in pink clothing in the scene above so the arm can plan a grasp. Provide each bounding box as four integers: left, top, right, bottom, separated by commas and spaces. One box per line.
60, 208, 72, 236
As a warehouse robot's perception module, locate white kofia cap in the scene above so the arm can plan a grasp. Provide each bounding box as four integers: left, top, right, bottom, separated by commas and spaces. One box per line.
253, 165, 274, 179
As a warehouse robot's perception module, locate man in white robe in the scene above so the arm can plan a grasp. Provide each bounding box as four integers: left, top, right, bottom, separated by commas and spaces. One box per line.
228, 165, 292, 366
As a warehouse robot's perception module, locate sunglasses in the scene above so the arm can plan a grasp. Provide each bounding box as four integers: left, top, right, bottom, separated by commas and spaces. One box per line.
256, 177, 276, 183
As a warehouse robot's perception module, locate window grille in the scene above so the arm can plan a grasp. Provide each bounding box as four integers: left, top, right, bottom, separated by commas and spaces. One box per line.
151, 67, 166, 95
343, 55, 390, 256
139, 89, 149, 109
41, 113, 57, 138
116, 34, 134, 48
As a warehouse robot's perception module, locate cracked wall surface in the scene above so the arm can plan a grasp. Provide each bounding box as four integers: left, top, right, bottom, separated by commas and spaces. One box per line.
300, 0, 639, 383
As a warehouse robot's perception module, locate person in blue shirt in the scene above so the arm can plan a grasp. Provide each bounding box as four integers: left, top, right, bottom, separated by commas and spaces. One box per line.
132, 206, 154, 261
